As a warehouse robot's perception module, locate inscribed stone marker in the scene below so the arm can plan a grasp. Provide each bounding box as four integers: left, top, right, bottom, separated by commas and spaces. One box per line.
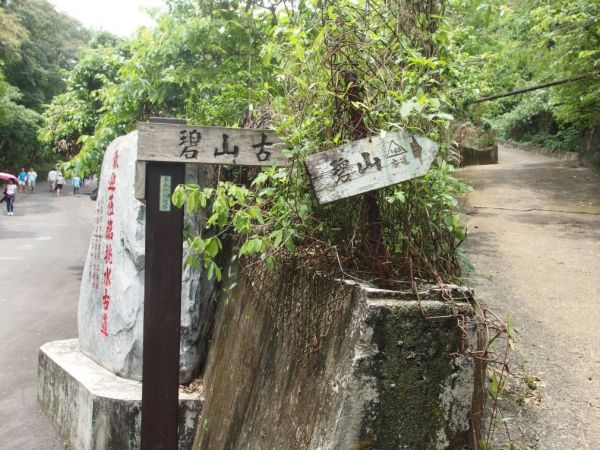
304, 131, 439, 204
78, 132, 216, 382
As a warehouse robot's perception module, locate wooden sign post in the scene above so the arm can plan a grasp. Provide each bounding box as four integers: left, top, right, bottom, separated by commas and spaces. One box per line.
304, 131, 439, 204
138, 120, 289, 450
141, 161, 185, 450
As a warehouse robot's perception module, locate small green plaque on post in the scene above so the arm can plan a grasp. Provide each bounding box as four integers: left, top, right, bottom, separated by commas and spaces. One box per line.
159, 175, 172, 212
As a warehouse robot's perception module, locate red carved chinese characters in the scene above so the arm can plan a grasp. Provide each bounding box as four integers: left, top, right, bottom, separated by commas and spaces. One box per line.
103, 243, 113, 265
99, 149, 119, 337
105, 218, 114, 241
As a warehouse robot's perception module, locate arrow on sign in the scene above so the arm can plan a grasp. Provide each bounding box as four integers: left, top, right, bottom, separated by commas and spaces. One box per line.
304, 131, 439, 204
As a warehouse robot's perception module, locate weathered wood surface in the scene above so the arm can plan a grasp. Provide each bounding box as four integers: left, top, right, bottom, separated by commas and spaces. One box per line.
304, 131, 439, 204
137, 122, 290, 167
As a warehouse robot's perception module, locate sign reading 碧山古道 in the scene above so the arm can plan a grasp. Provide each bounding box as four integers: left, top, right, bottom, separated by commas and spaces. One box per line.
304, 131, 439, 204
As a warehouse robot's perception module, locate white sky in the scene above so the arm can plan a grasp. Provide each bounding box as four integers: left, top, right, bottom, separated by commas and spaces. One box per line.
48, 0, 166, 37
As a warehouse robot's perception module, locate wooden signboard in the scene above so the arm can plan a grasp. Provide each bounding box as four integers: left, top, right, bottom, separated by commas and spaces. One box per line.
137, 122, 290, 167
304, 131, 439, 204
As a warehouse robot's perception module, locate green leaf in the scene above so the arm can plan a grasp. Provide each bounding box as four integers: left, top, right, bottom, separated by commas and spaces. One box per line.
187, 191, 200, 214
295, 43, 305, 62
272, 229, 283, 247
247, 206, 264, 224
185, 255, 200, 270
207, 260, 215, 280
205, 238, 220, 259
232, 212, 250, 233
192, 237, 206, 253
284, 236, 296, 253
172, 187, 186, 208
213, 264, 222, 281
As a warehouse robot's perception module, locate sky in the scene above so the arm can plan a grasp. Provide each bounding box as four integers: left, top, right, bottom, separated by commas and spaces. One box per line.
48, 0, 166, 37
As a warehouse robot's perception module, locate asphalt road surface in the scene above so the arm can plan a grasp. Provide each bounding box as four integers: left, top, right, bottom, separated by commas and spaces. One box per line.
0, 182, 95, 449
460, 146, 600, 449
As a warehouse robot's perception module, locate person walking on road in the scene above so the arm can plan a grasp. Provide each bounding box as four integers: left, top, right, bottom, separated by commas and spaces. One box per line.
17, 168, 27, 193
4, 179, 17, 215
48, 169, 58, 191
72, 175, 81, 196
55, 172, 65, 197
27, 168, 37, 193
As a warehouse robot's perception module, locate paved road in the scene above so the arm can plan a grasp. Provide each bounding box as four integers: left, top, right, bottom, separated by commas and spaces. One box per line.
0, 182, 95, 449
460, 146, 600, 449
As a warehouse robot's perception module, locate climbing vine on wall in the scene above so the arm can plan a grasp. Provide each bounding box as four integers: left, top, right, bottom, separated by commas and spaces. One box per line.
172, 0, 469, 286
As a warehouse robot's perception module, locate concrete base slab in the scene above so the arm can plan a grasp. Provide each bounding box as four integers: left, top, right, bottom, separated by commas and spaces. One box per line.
38, 339, 202, 450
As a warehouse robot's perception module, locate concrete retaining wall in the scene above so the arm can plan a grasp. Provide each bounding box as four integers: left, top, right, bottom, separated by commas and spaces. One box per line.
581, 126, 600, 172
459, 145, 498, 166
193, 262, 480, 449
454, 123, 498, 166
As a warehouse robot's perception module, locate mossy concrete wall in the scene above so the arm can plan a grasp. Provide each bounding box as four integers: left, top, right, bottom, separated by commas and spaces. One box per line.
193, 263, 480, 449
582, 125, 600, 172
454, 123, 498, 167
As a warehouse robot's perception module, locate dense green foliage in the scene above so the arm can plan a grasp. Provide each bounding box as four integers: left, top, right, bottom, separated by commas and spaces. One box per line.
37, 0, 471, 282
23, 0, 600, 282
0, 0, 90, 170
38, 37, 126, 169
53, 1, 280, 177
450, 0, 600, 150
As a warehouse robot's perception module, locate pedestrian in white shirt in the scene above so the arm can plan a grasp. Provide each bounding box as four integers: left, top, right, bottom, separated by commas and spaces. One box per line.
48, 169, 58, 191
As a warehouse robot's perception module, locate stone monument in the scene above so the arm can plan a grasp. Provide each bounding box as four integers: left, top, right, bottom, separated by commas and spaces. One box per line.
78, 131, 217, 383
39, 130, 213, 449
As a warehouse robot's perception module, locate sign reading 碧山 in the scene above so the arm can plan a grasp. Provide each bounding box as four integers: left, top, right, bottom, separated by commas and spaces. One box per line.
304, 131, 439, 204
137, 122, 290, 167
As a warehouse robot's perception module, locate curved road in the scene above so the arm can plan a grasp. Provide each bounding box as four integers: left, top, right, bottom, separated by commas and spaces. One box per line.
460, 146, 600, 449
0, 182, 95, 449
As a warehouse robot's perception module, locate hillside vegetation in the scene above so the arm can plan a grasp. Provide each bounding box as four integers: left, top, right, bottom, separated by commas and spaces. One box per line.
2, 0, 598, 282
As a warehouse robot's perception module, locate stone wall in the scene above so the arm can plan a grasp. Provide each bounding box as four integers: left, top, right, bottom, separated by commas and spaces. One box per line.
453, 123, 498, 167
193, 261, 480, 449
581, 125, 600, 172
